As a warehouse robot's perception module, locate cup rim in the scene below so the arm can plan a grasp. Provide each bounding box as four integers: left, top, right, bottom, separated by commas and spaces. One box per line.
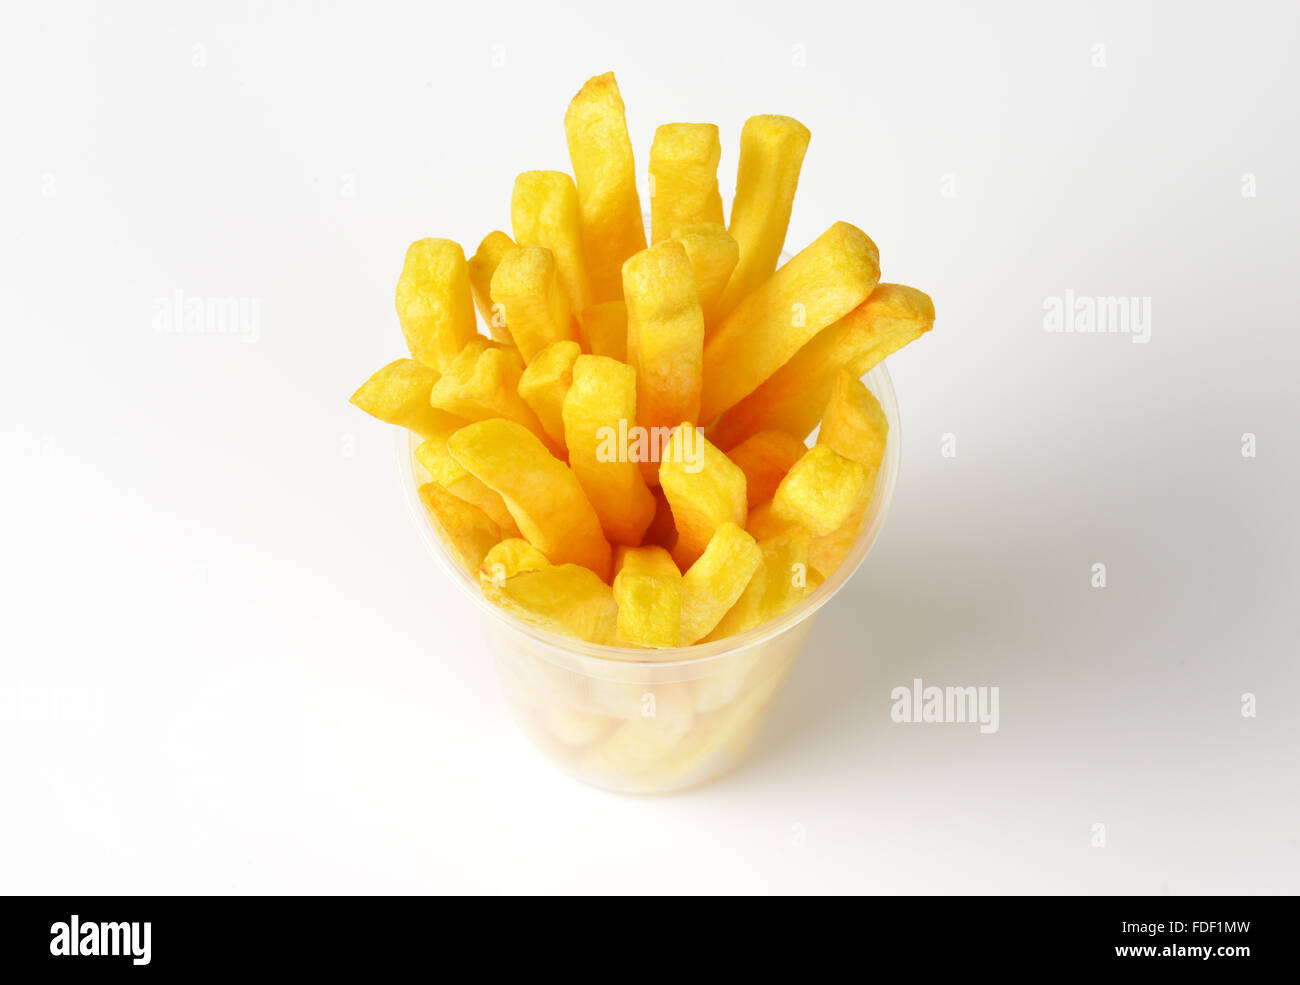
399, 362, 901, 671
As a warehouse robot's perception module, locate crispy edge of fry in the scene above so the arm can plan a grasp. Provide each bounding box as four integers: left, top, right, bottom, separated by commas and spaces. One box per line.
612, 545, 683, 648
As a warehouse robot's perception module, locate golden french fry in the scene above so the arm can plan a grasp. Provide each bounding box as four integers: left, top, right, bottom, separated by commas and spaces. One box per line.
704, 529, 811, 641
648, 123, 724, 244
818, 368, 888, 468
808, 503, 868, 581
709, 283, 934, 447
511, 171, 593, 318
561, 354, 656, 546
416, 437, 520, 537
770, 444, 872, 537
578, 299, 627, 362
564, 72, 647, 304
581, 695, 694, 779
418, 481, 501, 574
700, 222, 880, 423
467, 230, 517, 343
349, 358, 466, 441
659, 424, 747, 569
744, 501, 795, 541
716, 115, 811, 318
613, 546, 682, 648
725, 429, 807, 507
483, 563, 618, 644
518, 339, 580, 449
395, 238, 480, 372
489, 245, 577, 363
448, 418, 611, 580
679, 522, 762, 645
429, 339, 557, 453
669, 223, 739, 331
478, 537, 550, 590
641, 486, 678, 552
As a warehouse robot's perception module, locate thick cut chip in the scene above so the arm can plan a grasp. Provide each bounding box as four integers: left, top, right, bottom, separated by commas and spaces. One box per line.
679, 523, 762, 645
581, 696, 694, 780
710, 283, 934, 447
418, 482, 501, 574
483, 563, 618, 644
744, 501, 796, 542
395, 239, 480, 372
613, 546, 683, 648
578, 299, 627, 362
429, 339, 557, 453
725, 430, 808, 508
700, 221, 880, 424
818, 368, 889, 468
467, 230, 517, 343
808, 503, 869, 581
716, 115, 812, 318
518, 339, 580, 449
478, 538, 550, 590
642, 487, 677, 551
511, 171, 593, 318
705, 529, 811, 641
770, 444, 873, 537
669, 223, 739, 331
349, 358, 465, 441
648, 123, 724, 244
448, 418, 612, 580
489, 246, 577, 363
659, 424, 747, 569
416, 437, 520, 536
561, 355, 656, 546
564, 72, 647, 304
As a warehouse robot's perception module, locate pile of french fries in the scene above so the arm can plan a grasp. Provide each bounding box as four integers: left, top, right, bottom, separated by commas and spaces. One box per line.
352, 72, 934, 650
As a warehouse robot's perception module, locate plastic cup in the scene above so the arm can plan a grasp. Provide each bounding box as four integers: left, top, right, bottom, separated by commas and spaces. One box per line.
399, 363, 900, 794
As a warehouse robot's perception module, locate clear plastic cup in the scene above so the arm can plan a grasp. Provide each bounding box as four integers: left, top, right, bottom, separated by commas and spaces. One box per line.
399, 363, 900, 794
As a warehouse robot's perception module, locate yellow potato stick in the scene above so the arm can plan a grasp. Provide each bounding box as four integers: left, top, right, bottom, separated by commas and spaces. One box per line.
581, 698, 694, 779
818, 369, 889, 469
395, 238, 480, 372
489, 245, 577, 364
511, 170, 593, 318
564, 72, 647, 304
808, 502, 868, 581
622, 241, 705, 481
415, 438, 520, 537
578, 299, 628, 362
700, 221, 880, 423
561, 354, 656, 546
467, 230, 517, 343
744, 501, 796, 542
709, 283, 934, 447
483, 563, 619, 645
679, 523, 762, 645
418, 481, 502, 574
659, 424, 747, 569
613, 546, 683, 648
477, 538, 550, 590
704, 529, 811, 641
648, 123, 724, 244
448, 418, 612, 580
770, 444, 873, 537
349, 358, 466, 441
429, 339, 559, 454
716, 115, 812, 318
669, 223, 739, 331
725, 430, 808, 508
518, 339, 580, 449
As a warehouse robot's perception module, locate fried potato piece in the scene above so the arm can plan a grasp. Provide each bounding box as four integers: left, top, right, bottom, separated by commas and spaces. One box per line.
709, 283, 934, 447
564, 72, 647, 304
395, 238, 480, 372
818, 369, 889, 468
578, 299, 627, 362
679, 522, 762, 645
648, 123, 724, 244
641, 486, 677, 551
581, 695, 694, 780
770, 444, 873, 537
483, 563, 618, 644
808, 503, 868, 581
478, 537, 549, 589
418, 481, 501, 574
561, 355, 656, 546
704, 529, 811, 641
669, 223, 739, 331
489, 245, 577, 363
744, 501, 796, 541
511, 171, 593, 318
613, 546, 683, 648
416, 436, 520, 537
448, 418, 612, 580
467, 230, 517, 343
349, 358, 465, 441
700, 221, 880, 423
716, 115, 811, 318
429, 339, 558, 454
660, 424, 747, 569
725, 429, 807, 508
517, 339, 580, 449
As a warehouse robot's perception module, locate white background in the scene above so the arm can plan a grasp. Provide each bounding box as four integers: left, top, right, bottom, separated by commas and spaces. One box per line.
2, 0, 1297, 894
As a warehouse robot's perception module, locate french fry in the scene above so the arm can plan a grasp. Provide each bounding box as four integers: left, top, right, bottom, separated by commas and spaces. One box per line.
581, 694, 694, 779
518, 339, 580, 449
561, 354, 656, 546
808, 504, 867, 581
467, 230, 517, 343
448, 418, 612, 580
418, 481, 501, 574
349, 358, 465, 441
724, 429, 807, 507
564, 72, 647, 304
648, 123, 724, 244
483, 563, 619, 644
669, 223, 739, 331
770, 444, 873, 537
416, 436, 520, 537
700, 221, 880, 424
478, 538, 550, 590
679, 522, 762, 645
704, 529, 810, 641
659, 423, 747, 569
716, 115, 811, 318
709, 283, 934, 448
613, 546, 682, 648
744, 501, 795, 541
395, 238, 480, 372
641, 486, 678, 551
429, 339, 558, 454
578, 299, 628, 362
489, 245, 577, 363
511, 171, 593, 318
818, 369, 889, 468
